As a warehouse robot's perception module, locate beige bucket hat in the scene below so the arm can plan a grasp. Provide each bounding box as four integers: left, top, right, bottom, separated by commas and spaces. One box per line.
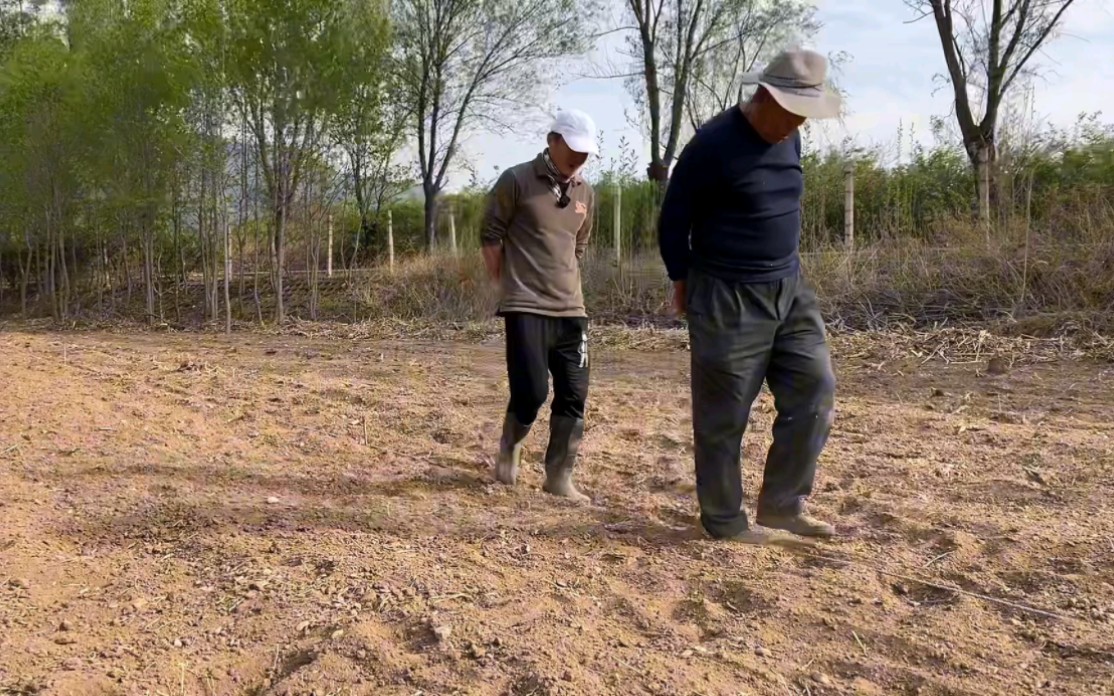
741, 48, 841, 119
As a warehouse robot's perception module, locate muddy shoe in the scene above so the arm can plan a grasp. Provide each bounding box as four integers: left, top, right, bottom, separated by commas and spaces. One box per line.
726, 525, 815, 548
542, 416, 591, 504
542, 474, 591, 504
755, 513, 835, 539
495, 413, 532, 485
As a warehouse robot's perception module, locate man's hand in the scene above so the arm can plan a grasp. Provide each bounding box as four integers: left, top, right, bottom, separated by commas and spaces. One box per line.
671, 280, 686, 317
482, 244, 503, 287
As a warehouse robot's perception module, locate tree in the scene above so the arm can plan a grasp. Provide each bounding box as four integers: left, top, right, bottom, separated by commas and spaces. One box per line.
394, 0, 596, 249
0, 28, 86, 319
224, 0, 375, 323
683, 1, 818, 130
328, 2, 409, 258
70, 0, 196, 323
910, 0, 1078, 225
614, 0, 817, 185
0, 0, 37, 59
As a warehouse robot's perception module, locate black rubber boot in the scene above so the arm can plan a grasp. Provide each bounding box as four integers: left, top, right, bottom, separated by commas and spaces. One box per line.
542, 416, 590, 503
495, 412, 532, 485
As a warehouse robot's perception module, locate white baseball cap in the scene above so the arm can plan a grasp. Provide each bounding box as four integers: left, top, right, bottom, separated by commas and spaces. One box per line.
550, 108, 599, 155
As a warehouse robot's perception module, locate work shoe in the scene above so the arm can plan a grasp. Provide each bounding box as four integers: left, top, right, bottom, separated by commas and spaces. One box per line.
495, 412, 532, 485
755, 512, 835, 539
542, 416, 591, 504
724, 525, 815, 548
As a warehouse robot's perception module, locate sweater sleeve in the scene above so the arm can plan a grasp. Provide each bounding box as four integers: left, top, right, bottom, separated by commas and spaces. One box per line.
481, 168, 518, 247
575, 186, 594, 260
657, 135, 708, 281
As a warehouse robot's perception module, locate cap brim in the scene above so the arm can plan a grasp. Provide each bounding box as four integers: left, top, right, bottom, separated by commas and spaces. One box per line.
562, 134, 598, 155
761, 82, 841, 119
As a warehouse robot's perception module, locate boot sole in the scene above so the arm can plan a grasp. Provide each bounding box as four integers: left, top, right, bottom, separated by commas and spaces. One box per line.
730, 531, 815, 549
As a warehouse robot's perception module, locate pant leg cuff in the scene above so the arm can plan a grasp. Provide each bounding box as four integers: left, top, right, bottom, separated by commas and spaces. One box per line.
756, 496, 804, 519
701, 514, 751, 540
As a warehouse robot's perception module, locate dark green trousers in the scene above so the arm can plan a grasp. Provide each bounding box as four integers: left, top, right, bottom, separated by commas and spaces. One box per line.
686, 269, 835, 539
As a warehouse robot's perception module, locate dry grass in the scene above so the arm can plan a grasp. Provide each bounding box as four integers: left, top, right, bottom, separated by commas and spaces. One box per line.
5, 223, 1113, 351
337, 226, 1114, 347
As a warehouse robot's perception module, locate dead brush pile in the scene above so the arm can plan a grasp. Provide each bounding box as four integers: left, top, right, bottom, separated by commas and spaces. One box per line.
335, 230, 1114, 363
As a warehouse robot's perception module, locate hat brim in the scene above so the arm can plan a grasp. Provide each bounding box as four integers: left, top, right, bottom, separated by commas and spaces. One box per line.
741, 72, 841, 119
562, 133, 599, 156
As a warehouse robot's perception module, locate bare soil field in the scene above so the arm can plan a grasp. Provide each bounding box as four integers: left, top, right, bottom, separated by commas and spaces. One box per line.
1, 326, 1112, 696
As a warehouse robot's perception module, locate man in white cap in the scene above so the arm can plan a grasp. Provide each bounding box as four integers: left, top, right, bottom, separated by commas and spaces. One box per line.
481, 108, 598, 503
658, 49, 841, 544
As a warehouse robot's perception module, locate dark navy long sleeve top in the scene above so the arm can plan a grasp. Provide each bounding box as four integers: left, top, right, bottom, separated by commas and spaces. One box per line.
658, 106, 804, 283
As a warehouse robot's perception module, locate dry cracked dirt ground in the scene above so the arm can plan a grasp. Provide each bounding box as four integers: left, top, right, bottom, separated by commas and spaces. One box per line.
1, 327, 1113, 696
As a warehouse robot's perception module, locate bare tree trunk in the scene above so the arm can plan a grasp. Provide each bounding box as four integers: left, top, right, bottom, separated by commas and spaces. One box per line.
95, 227, 104, 311
306, 179, 317, 321
69, 226, 77, 303
121, 224, 132, 305
423, 188, 438, 250
224, 220, 232, 335
209, 174, 221, 321
239, 117, 249, 304
274, 203, 286, 324
19, 239, 30, 316
252, 160, 263, 324
54, 181, 70, 319
309, 226, 319, 321
172, 185, 181, 323
58, 229, 69, 319
45, 211, 57, 320
327, 214, 333, 277
142, 213, 156, 323
199, 167, 211, 321
155, 250, 165, 321
351, 217, 361, 271
107, 242, 116, 314
20, 232, 32, 316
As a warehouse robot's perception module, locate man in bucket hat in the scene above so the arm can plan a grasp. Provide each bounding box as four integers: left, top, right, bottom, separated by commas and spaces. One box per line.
658, 48, 841, 545
482, 108, 598, 503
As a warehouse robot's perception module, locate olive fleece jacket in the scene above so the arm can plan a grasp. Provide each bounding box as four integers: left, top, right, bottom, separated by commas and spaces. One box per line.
481, 153, 595, 318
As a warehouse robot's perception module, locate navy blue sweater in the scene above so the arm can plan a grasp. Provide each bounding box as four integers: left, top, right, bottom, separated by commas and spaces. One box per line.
658, 107, 803, 283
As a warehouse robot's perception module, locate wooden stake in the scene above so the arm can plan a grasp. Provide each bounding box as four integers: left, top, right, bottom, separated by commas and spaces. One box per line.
387, 209, 395, 273
326, 214, 333, 278
844, 164, 855, 251
448, 209, 458, 256
613, 184, 622, 266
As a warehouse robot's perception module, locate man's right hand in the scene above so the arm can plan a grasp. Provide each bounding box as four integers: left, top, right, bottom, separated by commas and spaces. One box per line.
671, 280, 686, 317
482, 244, 503, 287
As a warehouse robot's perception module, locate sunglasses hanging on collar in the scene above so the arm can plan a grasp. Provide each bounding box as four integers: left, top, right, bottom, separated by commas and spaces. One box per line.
543, 149, 573, 208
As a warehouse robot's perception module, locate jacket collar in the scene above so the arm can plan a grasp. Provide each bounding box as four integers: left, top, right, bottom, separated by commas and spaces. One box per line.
533, 152, 582, 186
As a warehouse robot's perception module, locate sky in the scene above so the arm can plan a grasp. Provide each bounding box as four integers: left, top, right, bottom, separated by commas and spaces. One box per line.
457, 0, 1114, 190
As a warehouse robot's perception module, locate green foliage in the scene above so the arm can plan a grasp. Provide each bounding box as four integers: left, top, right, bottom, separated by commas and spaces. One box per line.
0, 0, 1111, 328
0, 0, 37, 58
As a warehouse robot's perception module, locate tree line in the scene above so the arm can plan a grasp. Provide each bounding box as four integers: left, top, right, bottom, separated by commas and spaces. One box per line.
0, 0, 1090, 325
